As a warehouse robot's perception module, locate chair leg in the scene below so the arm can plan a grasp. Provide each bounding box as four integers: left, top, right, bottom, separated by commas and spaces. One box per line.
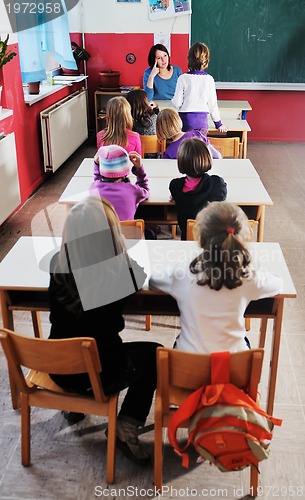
145, 315, 152, 331
250, 463, 259, 497
259, 318, 268, 348
154, 409, 163, 492
9, 369, 21, 409
21, 394, 31, 466
31, 311, 43, 338
245, 317, 251, 331
106, 397, 118, 484
171, 225, 177, 238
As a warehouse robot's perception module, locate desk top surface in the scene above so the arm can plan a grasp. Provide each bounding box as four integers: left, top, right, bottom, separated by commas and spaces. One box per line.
75, 158, 260, 179
0, 237, 296, 297
155, 99, 252, 111
208, 117, 251, 131
59, 176, 272, 206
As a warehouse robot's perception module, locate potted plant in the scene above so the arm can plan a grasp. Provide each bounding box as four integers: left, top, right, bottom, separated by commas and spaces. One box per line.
0, 35, 17, 68
99, 69, 121, 90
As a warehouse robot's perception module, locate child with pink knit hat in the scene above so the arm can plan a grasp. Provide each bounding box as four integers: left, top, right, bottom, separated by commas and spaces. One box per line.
90, 145, 149, 221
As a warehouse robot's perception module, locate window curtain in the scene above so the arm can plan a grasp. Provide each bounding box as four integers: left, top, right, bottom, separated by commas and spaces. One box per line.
17, 2, 77, 83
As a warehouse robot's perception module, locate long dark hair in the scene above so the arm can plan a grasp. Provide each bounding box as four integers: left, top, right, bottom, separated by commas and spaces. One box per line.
190, 201, 253, 290
126, 89, 154, 129
148, 44, 171, 71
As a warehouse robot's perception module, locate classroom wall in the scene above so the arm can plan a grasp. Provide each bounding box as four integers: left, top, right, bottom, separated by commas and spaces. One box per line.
79, 0, 305, 143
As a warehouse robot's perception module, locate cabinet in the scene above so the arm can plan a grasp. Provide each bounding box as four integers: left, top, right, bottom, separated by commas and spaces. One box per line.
94, 90, 125, 135
0, 132, 21, 225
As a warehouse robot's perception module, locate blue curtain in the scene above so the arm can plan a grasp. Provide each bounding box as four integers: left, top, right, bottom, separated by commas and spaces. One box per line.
18, 3, 77, 83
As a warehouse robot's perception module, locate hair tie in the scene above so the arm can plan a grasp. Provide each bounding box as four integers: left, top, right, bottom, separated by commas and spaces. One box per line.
226, 227, 235, 234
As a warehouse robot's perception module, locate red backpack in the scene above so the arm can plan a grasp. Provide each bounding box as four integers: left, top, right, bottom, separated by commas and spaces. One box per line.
168, 351, 282, 472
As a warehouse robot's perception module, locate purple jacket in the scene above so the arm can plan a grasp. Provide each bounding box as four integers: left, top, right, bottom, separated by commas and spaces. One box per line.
162, 130, 221, 159
90, 166, 149, 221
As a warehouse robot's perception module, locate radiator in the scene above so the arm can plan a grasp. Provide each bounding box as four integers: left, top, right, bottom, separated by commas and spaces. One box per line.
0, 132, 21, 225
40, 89, 88, 173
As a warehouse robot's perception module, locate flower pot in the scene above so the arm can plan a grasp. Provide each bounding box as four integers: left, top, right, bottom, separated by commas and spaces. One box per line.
99, 71, 120, 90
28, 81, 40, 94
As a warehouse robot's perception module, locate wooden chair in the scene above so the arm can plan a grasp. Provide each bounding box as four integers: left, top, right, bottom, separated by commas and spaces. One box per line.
120, 219, 152, 331
120, 218, 145, 240
154, 347, 264, 496
140, 135, 166, 156
209, 137, 241, 158
0, 328, 119, 484
186, 218, 258, 330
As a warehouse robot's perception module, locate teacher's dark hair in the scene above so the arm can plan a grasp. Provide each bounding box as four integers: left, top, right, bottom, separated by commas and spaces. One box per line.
148, 44, 171, 71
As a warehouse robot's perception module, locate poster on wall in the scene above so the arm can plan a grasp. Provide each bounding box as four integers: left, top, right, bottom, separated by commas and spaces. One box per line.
147, 0, 191, 20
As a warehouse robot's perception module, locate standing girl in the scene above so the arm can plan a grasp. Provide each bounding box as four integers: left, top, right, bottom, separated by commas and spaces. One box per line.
150, 201, 283, 353
172, 42, 227, 134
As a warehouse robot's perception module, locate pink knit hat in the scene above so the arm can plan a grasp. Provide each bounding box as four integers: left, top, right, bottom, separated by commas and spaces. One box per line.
98, 145, 131, 178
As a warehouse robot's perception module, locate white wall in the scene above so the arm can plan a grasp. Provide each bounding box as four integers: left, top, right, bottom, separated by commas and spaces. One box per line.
71, 0, 190, 34
1, 1, 190, 45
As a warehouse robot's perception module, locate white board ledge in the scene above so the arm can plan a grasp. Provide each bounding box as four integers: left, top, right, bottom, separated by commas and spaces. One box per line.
215, 82, 305, 91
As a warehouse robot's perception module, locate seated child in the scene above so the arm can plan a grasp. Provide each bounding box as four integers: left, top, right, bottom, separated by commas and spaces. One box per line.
90, 145, 149, 221
156, 108, 221, 160
149, 200, 283, 354
169, 137, 227, 239
97, 96, 141, 154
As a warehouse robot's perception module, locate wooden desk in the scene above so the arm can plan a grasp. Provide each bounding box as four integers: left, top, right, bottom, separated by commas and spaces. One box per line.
155, 100, 252, 158
155, 99, 252, 119
58, 175, 272, 241
207, 118, 251, 159
0, 237, 296, 416
74, 158, 260, 179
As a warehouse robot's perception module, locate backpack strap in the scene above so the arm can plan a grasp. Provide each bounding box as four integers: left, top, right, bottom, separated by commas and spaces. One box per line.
168, 352, 231, 467
168, 385, 206, 467
211, 351, 230, 384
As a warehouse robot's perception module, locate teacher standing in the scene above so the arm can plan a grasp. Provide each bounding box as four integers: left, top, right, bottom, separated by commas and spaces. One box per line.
143, 44, 182, 101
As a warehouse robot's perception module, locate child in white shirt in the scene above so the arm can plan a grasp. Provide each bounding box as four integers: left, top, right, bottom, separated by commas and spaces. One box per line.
149, 201, 283, 353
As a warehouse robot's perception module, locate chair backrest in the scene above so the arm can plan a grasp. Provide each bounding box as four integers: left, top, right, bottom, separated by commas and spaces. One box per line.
120, 219, 145, 239
186, 219, 195, 241
140, 135, 166, 155
186, 218, 257, 241
156, 347, 264, 410
209, 137, 241, 158
0, 328, 107, 403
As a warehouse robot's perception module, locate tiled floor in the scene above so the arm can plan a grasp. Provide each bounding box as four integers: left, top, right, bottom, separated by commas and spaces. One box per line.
0, 142, 305, 499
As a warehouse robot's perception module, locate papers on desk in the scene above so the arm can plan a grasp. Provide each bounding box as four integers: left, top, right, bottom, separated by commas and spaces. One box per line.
53, 75, 88, 84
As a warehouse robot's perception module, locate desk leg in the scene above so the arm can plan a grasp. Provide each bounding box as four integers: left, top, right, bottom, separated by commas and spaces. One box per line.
257, 206, 265, 242
267, 298, 284, 415
242, 131, 248, 158
0, 290, 14, 330
0, 291, 21, 410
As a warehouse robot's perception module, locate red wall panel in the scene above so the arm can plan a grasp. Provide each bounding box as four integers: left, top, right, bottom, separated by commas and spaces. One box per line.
84, 33, 305, 144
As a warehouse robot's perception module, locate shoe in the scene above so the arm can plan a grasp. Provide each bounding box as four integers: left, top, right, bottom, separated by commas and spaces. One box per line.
105, 420, 150, 466
62, 411, 85, 424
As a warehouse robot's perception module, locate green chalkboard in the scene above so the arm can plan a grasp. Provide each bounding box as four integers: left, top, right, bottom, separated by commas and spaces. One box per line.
191, 0, 305, 86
